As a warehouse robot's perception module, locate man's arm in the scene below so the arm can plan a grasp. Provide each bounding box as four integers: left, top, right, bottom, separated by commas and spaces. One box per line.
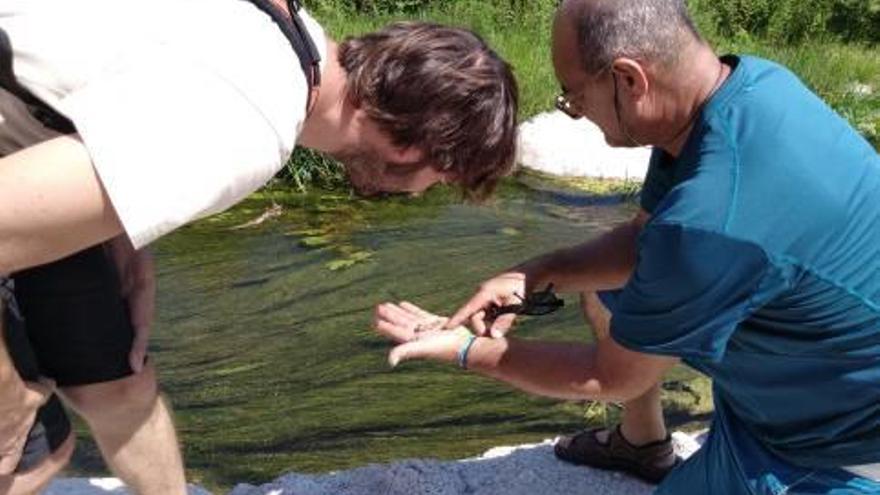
388, 330, 679, 403
0, 136, 123, 274
518, 209, 649, 293
448, 210, 649, 333
378, 302, 677, 403
465, 335, 677, 403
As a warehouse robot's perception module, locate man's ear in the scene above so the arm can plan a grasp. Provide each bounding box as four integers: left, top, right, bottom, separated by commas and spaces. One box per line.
611, 58, 649, 100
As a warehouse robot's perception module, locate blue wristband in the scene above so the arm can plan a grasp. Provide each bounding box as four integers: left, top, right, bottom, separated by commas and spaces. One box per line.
457, 334, 478, 370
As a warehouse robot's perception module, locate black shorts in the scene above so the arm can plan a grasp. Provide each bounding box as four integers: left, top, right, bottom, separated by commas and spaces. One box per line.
4, 244, 136, 472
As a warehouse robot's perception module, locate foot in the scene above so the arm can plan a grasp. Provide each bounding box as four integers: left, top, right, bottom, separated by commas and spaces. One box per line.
554, 425, 680, 484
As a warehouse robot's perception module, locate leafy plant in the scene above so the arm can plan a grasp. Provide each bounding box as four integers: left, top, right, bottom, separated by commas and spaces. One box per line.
280, 147, 348, 193
690, 0, 880, 44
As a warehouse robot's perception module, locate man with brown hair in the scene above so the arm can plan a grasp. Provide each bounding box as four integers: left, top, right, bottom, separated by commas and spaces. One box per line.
0, 0, 517, 492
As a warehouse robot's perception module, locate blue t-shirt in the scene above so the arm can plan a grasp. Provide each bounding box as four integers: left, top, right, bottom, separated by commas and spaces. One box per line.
610, 55, 880, 468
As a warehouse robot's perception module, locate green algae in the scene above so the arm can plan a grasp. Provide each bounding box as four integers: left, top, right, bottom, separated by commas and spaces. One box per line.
66, 179, 710, 492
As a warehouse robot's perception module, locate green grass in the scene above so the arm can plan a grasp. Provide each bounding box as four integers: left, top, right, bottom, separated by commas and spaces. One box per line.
314, 0, 559, 118
705, 35, 880, 148
286, 1, 879, 190
278, 147, 348, 192
309, 0, 559, 119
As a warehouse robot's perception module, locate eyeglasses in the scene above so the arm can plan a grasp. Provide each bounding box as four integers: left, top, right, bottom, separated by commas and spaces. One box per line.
555, 65, 614, 120
555, 93, 583, 120
486, 283, 565, 319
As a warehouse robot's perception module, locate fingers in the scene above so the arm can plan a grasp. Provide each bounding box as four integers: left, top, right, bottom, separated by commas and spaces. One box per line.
375, 303, 421, 332
448, 291, 495, 330
383, 302, 420, 323
468, 310, 516, 338
387, 337, 446, 367
108, 240, 156, 375
488, 314, 517, 338
126, 250, 155, 374
387, 327, 473, 367
129, 326, 149, 374
375, 318, 414, 344
0, 381, 51, 475
373, 304, 413, 343
388, 341, 421, 367
374, 302, 451, 343
448, 272, 528, 335
469, 310, 488, 336
398, 302, 447, 330
398, 301, 433, 319
0, 434, 25, 475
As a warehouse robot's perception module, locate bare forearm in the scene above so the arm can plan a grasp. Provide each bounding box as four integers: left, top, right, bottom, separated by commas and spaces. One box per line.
516, 215, 645, 294
0, 136, 123, 274
466, 337, 641, 403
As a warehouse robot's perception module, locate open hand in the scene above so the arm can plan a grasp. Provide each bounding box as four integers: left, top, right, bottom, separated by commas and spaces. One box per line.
373, 302, 473, 367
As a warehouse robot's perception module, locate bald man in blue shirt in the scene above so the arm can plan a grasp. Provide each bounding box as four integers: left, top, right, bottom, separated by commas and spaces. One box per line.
372, 0, 880, 493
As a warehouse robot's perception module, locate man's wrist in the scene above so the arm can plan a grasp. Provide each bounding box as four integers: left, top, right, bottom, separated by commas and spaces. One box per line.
458, 336, 505, 372
512, 260, 549, 293
457, 334, 478, 369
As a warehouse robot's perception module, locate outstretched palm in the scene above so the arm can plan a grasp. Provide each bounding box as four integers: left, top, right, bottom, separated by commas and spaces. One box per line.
373, 301, 473, 367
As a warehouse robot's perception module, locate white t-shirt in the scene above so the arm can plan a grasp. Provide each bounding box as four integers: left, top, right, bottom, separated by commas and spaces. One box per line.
0, 0, 326, 248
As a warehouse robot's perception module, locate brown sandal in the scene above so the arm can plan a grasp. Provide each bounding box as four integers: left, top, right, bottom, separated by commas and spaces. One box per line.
554, 425, 680, 484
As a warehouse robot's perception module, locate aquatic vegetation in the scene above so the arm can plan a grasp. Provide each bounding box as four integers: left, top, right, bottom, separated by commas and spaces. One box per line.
297, 235, 333, 248
325, 249, 374, 271
123, 183, 691, 491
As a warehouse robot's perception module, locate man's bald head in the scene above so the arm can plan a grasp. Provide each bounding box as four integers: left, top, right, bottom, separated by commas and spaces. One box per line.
555, 0, 702, 76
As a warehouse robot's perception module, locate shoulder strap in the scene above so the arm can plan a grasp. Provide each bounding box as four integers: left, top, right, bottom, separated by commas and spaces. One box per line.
0, 28, 76, 134
244, 0, 322, 107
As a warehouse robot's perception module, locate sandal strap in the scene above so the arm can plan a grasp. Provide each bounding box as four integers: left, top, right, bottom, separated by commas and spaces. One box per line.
554, 424, 678, 484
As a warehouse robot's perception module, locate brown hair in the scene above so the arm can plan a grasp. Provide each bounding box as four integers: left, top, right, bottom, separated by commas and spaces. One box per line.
339, 22, 519, 200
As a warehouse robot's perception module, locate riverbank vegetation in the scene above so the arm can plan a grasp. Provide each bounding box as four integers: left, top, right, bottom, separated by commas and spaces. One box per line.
281, 0, 880, 190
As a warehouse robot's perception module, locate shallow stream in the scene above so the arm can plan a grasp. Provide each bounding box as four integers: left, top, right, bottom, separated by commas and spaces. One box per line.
69, 181, 710, 491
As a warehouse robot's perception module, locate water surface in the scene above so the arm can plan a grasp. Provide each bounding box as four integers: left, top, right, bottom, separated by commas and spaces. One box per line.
70, 182, 709, 491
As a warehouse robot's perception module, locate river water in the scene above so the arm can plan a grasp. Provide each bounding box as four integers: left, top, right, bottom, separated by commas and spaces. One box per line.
68, 181, 709, 491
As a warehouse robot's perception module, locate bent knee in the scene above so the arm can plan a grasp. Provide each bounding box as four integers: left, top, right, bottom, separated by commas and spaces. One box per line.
1, 433, 75, 495
61, 364, 159, 421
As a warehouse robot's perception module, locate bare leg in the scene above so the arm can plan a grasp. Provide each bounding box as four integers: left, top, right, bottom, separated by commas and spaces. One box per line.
0, 433, 75, 495
581, 292, 667, 446
60, 363, 186, 495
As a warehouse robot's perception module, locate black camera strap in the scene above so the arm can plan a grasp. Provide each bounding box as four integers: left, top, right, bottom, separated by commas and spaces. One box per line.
244, 0, 322, 109
0, 28, 75, 134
